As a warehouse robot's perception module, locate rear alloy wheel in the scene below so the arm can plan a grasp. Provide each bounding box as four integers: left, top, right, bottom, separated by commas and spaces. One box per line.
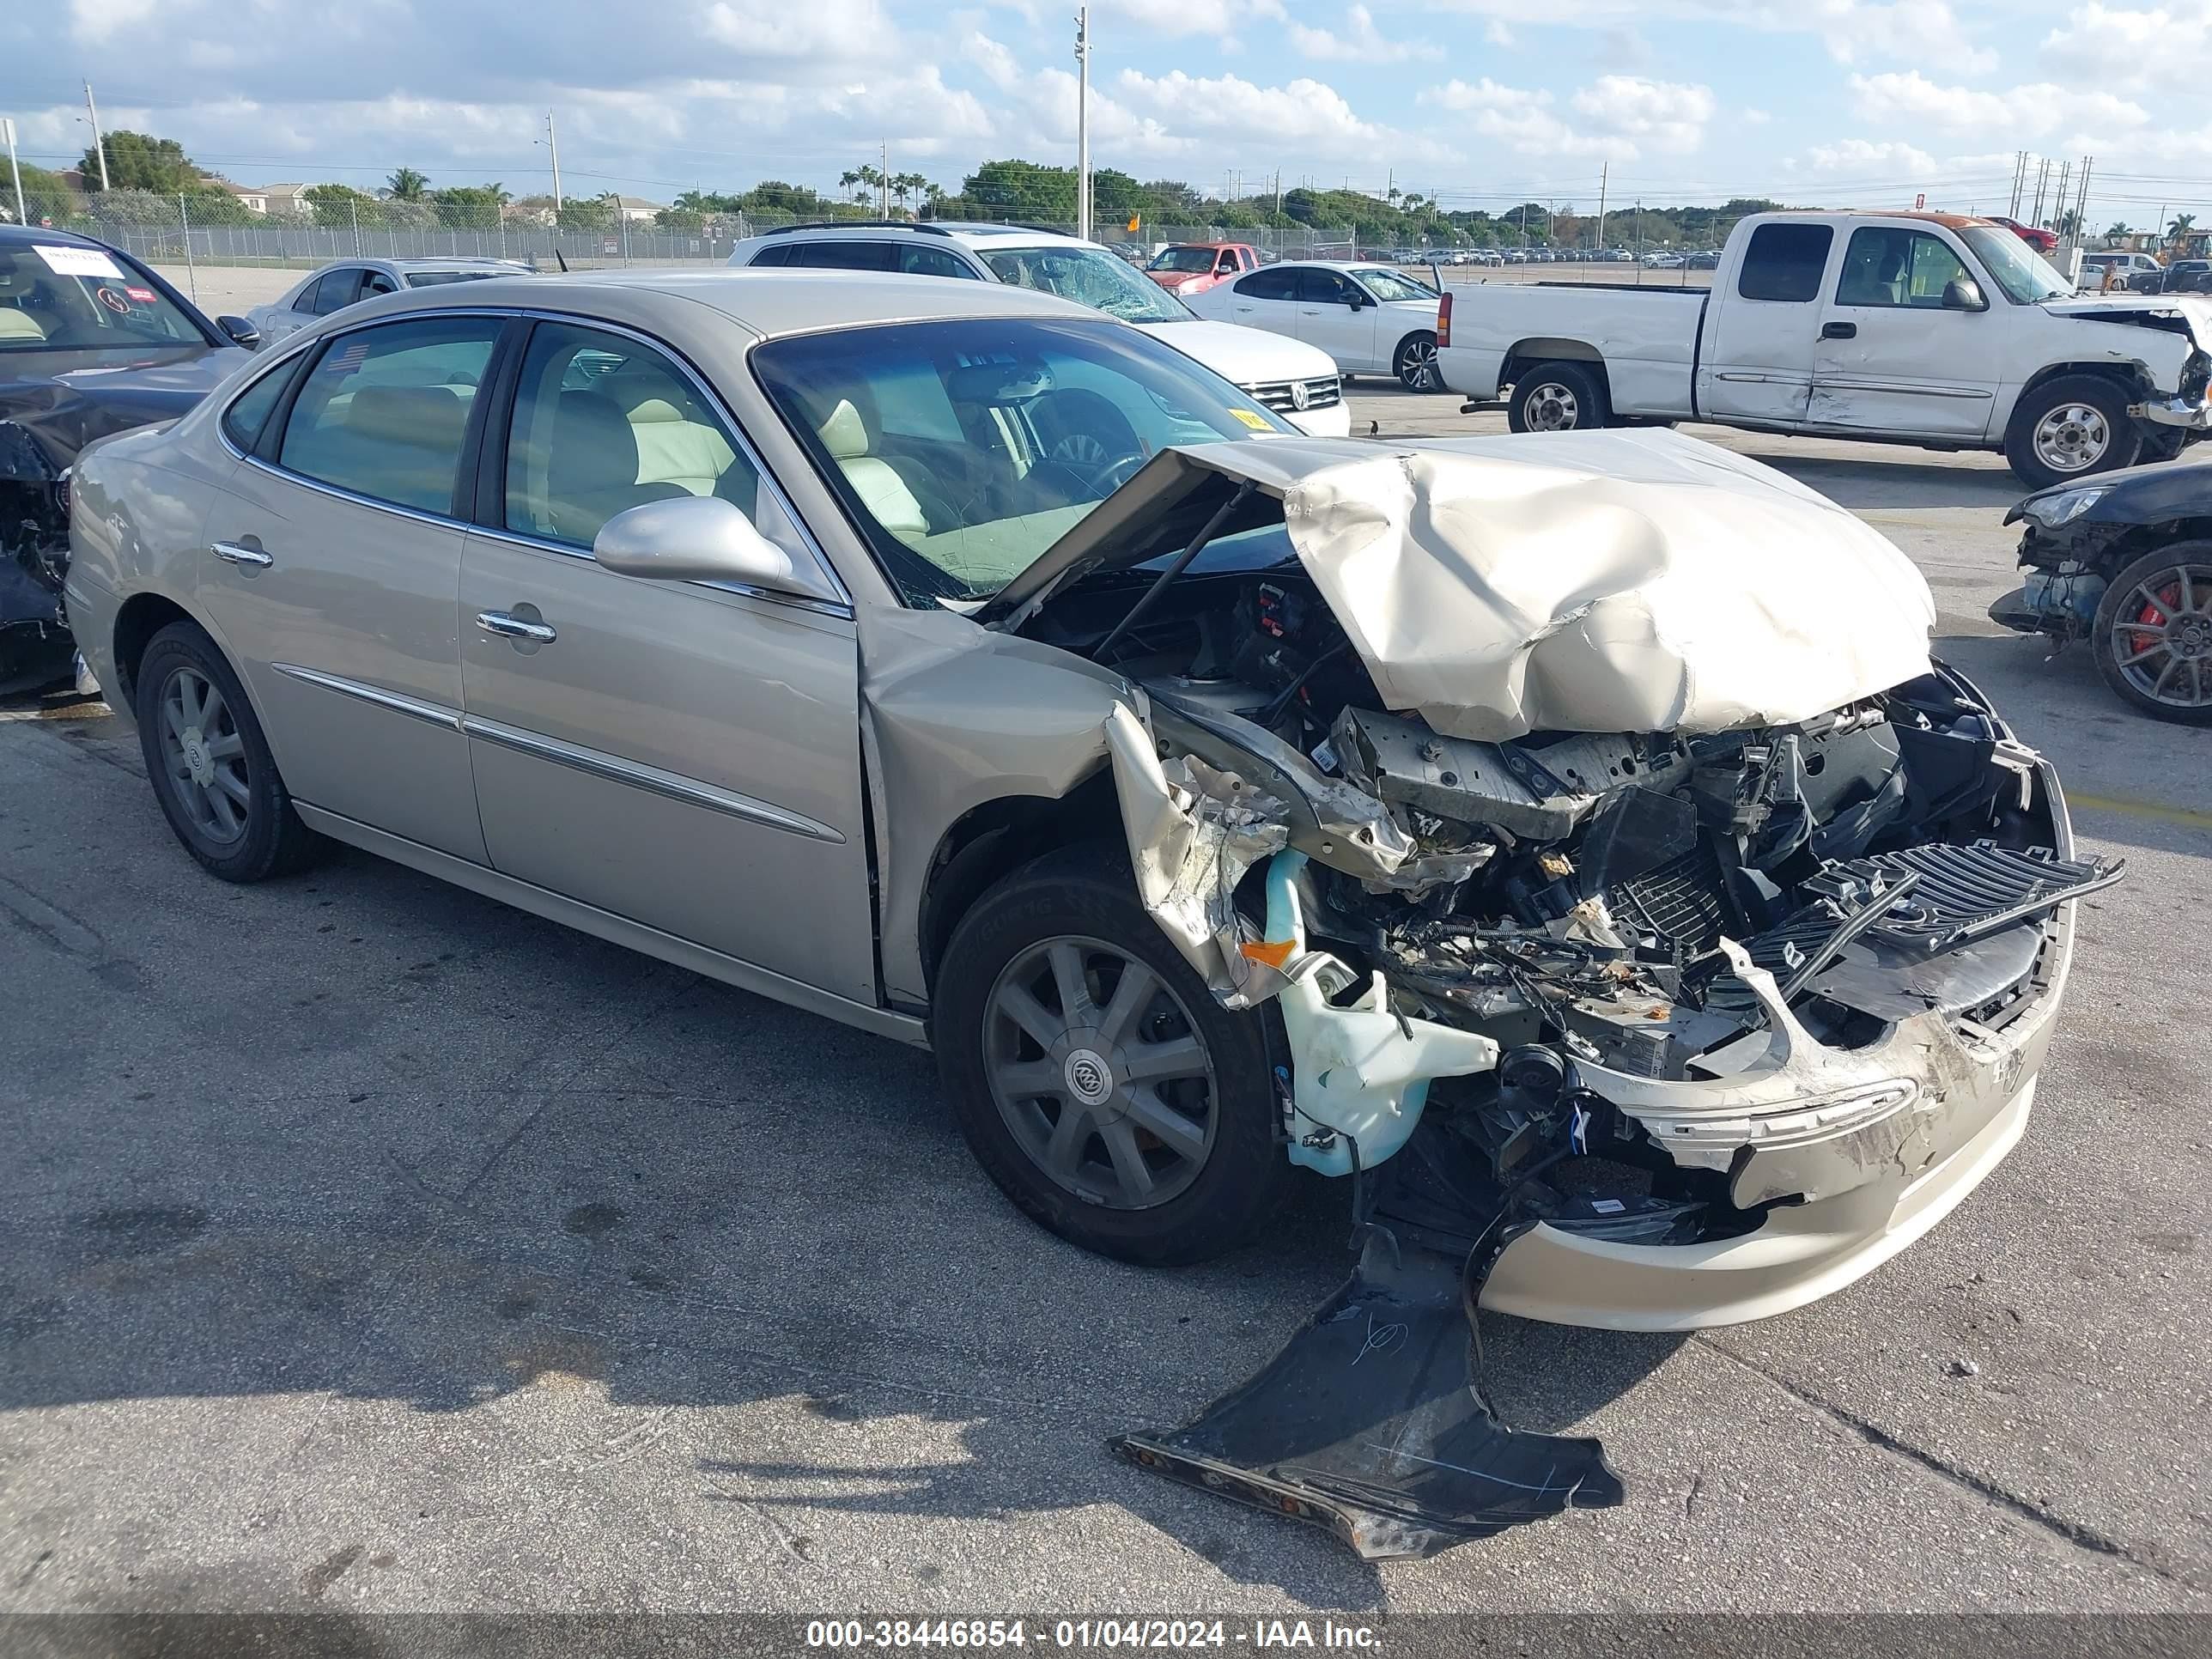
932, 844, 1288, 1266
2092, 542, 2212, 724
134, 621, 327, 880
2004, 374, 2142, 489
1395, 331, 1441, 392
1508, 361, 1609, 433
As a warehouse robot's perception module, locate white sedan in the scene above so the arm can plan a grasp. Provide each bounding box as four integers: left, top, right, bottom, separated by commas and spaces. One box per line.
245, 258, 535, 348
1182, 259, 1446, 390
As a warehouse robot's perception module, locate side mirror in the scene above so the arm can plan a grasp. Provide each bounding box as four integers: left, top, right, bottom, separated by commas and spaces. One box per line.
218, 315, 262, 349
592, 495, 841, 604
1346, 289, 1371, 308
1942, 278, 1988, 312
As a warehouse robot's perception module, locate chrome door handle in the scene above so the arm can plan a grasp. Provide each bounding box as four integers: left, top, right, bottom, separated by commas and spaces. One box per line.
210, 541, 273, 568
476, 611, 556, 644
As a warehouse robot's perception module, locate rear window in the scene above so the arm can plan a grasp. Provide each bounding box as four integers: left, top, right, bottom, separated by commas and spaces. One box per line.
1736, 224, 1832, 303
790, 242, 896, 270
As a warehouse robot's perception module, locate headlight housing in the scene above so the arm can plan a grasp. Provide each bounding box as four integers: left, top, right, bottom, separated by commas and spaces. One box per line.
2024, 486, 2107, 527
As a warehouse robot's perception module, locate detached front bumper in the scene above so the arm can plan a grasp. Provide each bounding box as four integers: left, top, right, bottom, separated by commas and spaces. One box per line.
2128, 390, 2212, 429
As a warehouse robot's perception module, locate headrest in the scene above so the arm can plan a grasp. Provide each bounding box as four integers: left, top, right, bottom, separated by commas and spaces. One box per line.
626, 398, 686, 425
343, 386, 471, 451
817, 398, 868, 460
549, 391, 641, 489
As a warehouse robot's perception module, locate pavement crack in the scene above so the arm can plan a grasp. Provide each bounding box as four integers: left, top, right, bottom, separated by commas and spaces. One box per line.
1699, 1337, 2185, 1586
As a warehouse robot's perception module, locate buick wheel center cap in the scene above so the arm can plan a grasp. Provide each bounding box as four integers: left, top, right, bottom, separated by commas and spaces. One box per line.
181, 729, 213, 787
1064, 1048, 1115, 1106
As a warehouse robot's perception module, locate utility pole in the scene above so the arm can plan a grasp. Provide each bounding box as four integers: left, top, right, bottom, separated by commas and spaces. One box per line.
1596, 162, 1608, 251
2030, 157, 2051, 227
3, 119, 25, 227
2051, 159, 2071, 232
2075, 155, 2094, 243
546, 112, 562, 212
83, 81, 110, 190
1074, 6, 1091, 241
2008, 150, 2027, 218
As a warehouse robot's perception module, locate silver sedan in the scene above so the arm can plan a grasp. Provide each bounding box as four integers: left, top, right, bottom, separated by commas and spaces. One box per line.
245, 257, 535, 347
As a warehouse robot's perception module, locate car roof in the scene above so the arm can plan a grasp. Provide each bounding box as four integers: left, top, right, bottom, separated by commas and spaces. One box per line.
749, 220, 1103, 255
0, 222, 115, 250
348, 266, 1099, 339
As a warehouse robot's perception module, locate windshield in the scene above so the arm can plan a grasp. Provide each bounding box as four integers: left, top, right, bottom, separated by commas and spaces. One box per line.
977, 246, 1189, 324
0, 244, 207, 353
1355, 268, 1438, 302
753, 317, 1291, 605
1960, 226, 2072, 304
404, 270, 507, 288
1148, 247, 1219, 274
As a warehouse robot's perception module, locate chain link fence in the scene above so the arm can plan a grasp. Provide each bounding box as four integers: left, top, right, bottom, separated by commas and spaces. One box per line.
33, 192, 1358, 270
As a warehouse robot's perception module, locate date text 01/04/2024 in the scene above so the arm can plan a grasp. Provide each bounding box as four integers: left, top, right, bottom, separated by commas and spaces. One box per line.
803, 1620, 1384, 1650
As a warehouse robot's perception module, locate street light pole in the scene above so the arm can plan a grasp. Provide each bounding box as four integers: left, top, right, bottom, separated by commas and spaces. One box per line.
83, 82, 111, 190
3, 119, 26, 227
1075, 6, 1091, 241
546, 112, 563, 212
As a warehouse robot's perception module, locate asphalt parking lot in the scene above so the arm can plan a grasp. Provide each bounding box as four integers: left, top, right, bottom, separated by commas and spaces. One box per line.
3, 301, 2209, 1618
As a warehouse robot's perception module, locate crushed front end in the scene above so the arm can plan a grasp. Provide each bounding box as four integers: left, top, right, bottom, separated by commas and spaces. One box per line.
1006, 434, 2117, 1558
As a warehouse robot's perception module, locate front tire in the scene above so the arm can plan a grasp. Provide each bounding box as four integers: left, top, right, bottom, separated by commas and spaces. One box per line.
1508, 361, 1610, 432
2091, 542, 2212, 723
1394, 331, 1442, 392
930, 844, 1289, 1267
134, 621, 328, 880
2004, 374, 2142, 489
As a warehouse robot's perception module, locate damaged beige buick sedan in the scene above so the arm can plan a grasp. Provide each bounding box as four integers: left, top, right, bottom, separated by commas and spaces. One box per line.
65, 272, 2115, 1558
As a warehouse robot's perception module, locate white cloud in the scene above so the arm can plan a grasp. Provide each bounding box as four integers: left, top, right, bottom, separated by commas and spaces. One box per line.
1420, 74, 1711, 160
965, 30, 1023, 92
1288, 4, 1438, 63
2041, 4, 2212, 94
1848, 70, 2148, 139
1816, 0, 1995, 76
1741, 107, 1771, 125
1484, 19, 1515, 46
1115, 66, 1453, 161
1093, 0, 1280, 40
1802, 137, 1937, 174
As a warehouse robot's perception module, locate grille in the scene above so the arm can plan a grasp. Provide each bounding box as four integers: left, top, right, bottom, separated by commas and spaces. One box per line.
1613, 839, 1729, 954
1247, 376, 1343, 414
1835, 843, 2121, 953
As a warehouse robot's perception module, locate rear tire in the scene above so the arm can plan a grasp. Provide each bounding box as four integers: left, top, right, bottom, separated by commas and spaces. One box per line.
2003, 374, 2142, 489
134, 621, 328, 881
1394, 331, 1442, 392
2090, 542, 2212, 724
930, 843, 1289, 1267
1508, 361, 1610, 432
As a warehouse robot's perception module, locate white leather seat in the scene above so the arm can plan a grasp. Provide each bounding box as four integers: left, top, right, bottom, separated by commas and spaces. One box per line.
817, 398, 929, 546
0, 308, 46, 341
627, 397, 736, 496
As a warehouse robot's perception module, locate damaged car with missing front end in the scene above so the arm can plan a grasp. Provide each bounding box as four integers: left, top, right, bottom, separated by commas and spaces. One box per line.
66, 276, 2112, 1565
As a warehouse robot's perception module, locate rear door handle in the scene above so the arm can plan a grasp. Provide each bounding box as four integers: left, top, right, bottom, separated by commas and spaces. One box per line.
1821, 321, 1857, 340
476, 611, 556, 644
210, 541, 273, 568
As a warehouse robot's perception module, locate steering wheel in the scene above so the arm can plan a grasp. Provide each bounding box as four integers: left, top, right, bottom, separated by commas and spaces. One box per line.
1044, 433, 1148, 497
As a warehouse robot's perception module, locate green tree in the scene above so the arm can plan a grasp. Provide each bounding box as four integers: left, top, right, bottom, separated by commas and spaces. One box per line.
839, 163, 885, 206
12, 161, 79, 225
304, 183, 381, 228
556, 197, 614, 231
386, 167, 429, 202
83, 131, 201, 194
2169, 212, 2196, 245
430, 184, 508, 228
2106, 221, 2131, 240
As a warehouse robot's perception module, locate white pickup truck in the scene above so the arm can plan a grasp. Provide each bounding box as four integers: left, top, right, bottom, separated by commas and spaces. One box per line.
1435, 210, 2212, 486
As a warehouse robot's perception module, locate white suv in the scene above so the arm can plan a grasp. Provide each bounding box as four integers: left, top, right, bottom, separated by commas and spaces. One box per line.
727, 222, 1350, 437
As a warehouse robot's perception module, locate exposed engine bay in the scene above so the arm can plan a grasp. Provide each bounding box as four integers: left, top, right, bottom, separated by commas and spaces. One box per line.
0, 422, 76, 692
1003, 445, 2122, 1559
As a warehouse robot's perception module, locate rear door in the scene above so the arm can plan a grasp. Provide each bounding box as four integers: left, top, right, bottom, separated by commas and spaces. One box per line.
1809, 224, 2000, 440
456, 315, 877, 1002
1218, 265, 1301, 339
1697, 222, 1834, 425
1295, 268, 1382, 371
196, 312, 507, 860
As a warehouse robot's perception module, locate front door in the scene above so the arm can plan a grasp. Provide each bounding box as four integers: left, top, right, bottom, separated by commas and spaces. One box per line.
1218, 266, 1302, 343
457, 317, 877, 1003
195, 312, 504, 861
1809, 225, 2000, 440
1295, 269, 1381, 371
1698, 222, 1834, 425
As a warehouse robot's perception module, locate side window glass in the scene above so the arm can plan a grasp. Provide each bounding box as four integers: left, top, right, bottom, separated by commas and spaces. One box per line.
793, 242, 896, 270
899, 244, 977, 279
1736, 224, 1832, 303
292, 275, 328, 313
309, 271, 362, 315
276, 317, 501, 514
1236, 268, 1296, 300
222, 360, 295, 453
749, 245, 796, 267
1301, 270, 1355, 304
504, 320, 805, 562
1838, 229, 1972, 308
362, 271, 398, 296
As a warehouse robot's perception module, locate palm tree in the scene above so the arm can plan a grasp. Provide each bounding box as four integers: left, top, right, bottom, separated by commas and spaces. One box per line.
2169, 212, 2196, 246
386, 167, 428, 202
2106, 221, 2130, 240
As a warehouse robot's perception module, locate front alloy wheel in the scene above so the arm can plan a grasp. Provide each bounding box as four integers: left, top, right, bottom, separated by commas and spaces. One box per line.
2094, 543, 2212, 723
932, 844, 1289, 1266
1395, 332, 1441, 392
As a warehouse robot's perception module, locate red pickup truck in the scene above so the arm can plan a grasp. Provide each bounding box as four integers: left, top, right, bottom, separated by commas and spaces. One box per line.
1145, 242, 1260, 296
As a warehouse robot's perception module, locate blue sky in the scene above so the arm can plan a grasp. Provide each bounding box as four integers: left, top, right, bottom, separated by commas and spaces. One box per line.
5, 0, 2209, 228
